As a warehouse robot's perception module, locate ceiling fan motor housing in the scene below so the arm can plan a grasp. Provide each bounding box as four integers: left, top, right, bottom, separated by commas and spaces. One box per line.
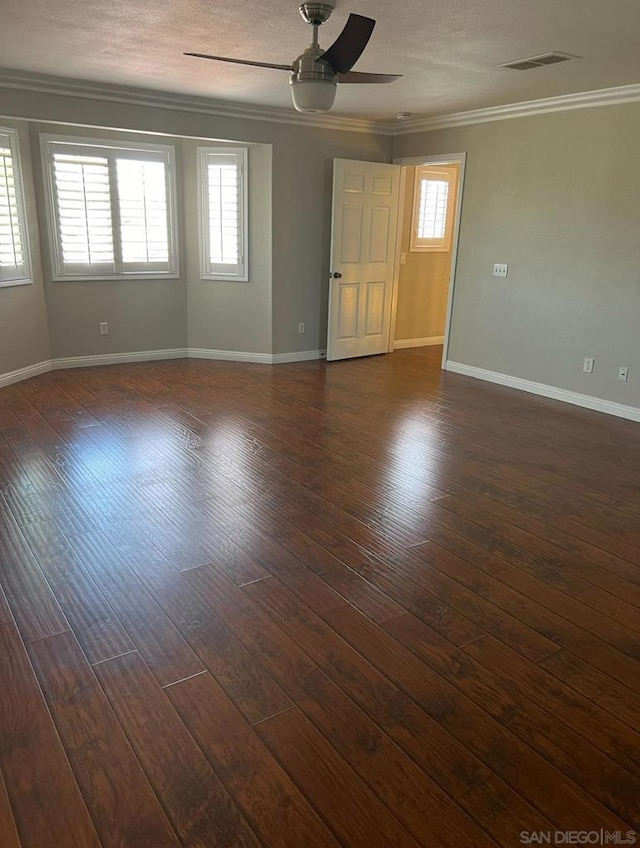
290, 45, 337, 112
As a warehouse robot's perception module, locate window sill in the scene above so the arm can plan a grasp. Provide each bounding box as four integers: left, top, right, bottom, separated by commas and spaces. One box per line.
200, 275, 249, 283
0, 278, 33, 289
52, 274, 181, 283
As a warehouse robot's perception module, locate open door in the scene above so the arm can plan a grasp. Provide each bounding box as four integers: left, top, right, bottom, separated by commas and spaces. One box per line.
327, 159, 401, 361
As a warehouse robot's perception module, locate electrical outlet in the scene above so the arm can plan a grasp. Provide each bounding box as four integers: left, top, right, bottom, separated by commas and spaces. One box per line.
99, 322, 109, 335
493, 263, 509, 277
298, 322, 305, 334
618, 366, 629, 382
583, 357, 595, 374
400, 252, 407, 265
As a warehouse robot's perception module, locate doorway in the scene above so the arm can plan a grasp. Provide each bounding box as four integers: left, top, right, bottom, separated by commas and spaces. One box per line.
389, 154, 466, 368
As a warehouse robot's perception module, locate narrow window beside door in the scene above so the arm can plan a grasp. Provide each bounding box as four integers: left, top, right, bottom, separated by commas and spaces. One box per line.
0, 127, 31, 287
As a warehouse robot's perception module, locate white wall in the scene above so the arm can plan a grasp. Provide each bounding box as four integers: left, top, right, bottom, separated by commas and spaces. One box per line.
393, 103, 640, 410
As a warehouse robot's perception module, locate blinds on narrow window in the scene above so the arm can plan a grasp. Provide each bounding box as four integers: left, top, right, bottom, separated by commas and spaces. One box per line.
417, 179, 449, 240
208, 154, 239, 267
0, 130, 30, 284
198, 147, 247, 280
410, 164, 457, 252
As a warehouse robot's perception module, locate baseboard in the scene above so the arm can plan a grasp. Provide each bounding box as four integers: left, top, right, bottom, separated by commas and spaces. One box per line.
190, 348, 326, 364
0, 359, 53, 388
272, 349, 327, 364
394, 336, 444, 349
188, 348, 273, 364
0, 347, 327, 389
446, 360, 640, 423
52, 348, 188, 370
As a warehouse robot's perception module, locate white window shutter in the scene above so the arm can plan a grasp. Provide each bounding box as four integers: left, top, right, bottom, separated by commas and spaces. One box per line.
0, 130, 30, 283
410, 165, 457, 252
52, 152, 115, 272
42, 136, 178, 280
116, 158, 170, 270
417, 179, 449, 240
199, 147, 247, 280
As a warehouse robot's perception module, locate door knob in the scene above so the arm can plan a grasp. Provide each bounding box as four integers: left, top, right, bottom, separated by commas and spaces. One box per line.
332, 272, 342, 278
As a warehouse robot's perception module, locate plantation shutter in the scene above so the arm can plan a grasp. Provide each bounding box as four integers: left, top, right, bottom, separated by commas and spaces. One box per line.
52, 152, 115, 274
116, 157, 170, 272
43, 137, 177, 279
417, 179, 449, 239
410, 165, 457, 252
0, 131, 29, 282
200, 148, 246, 279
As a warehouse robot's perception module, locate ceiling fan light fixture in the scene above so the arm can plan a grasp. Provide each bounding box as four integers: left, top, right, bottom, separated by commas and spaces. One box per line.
290, 77, 338, 112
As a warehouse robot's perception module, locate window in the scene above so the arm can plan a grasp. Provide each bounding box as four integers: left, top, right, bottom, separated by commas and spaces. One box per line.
41, 135, 178, 280
0, 127, 31, 287
410, 165, 457, 252
198, 147, 248, 280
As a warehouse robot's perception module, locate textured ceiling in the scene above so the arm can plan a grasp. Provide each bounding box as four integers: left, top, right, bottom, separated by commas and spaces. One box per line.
1, 0, 640, 120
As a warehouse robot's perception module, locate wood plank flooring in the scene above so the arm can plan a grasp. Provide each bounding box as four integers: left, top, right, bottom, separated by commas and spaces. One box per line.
0, 346, 638, 847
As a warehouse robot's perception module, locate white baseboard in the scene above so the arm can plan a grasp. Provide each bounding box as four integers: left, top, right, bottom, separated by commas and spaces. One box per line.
190, 348, 326, 365
394, 336, 444, 349
446, 360, 640, 423
0, 359, 53, 388
52, 348, 188, 370
272, 349, 327, 364
188, 348, 273, 364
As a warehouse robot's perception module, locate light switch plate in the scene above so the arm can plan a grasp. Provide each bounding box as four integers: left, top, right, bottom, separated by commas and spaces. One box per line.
493, 263, 509, 277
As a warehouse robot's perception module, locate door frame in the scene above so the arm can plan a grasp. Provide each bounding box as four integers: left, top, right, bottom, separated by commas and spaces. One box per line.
388, 152, 467, 368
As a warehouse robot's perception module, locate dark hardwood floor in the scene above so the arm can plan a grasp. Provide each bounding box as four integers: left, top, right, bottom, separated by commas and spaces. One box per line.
0, 346, 638, 848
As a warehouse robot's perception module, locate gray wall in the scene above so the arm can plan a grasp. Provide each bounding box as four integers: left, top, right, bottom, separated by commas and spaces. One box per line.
183, 140, 273, 355
0, 119, 50, 374
30, 122, 187, 360
0, 85, 392, 364
393, 104, 640, 408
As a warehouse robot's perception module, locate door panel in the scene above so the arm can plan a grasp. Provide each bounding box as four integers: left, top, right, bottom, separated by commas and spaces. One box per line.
368, 207, 391, 263
340, 206, 364, 263
337, 283, 359, 339
364, 282, 385, 336
327, 159, 401, 361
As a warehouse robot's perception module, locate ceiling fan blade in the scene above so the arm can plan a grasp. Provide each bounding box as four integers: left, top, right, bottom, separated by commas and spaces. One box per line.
338, 71, 402, 84
320, 14, 376, 74
184, 53, 292, 71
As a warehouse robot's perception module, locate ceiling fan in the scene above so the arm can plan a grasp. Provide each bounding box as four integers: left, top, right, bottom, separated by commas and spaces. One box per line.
185, 3, 401, 113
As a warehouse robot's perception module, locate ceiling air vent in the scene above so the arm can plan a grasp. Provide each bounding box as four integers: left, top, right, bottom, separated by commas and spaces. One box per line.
501, 52, 579, 71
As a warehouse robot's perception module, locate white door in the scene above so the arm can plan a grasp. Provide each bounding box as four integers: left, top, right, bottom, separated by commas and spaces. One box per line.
327, 159, 401, 361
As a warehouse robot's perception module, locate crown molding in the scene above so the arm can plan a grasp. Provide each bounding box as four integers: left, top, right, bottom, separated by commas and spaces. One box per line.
392, 81, 640, 134
2, 68, 640, 138
0, 68, 393, 136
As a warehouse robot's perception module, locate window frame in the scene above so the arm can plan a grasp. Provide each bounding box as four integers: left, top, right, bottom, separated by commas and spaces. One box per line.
197, 146, 248, 282
409, 164, 457, 253
40, 133, 179, 282
0, 126, 32, 288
